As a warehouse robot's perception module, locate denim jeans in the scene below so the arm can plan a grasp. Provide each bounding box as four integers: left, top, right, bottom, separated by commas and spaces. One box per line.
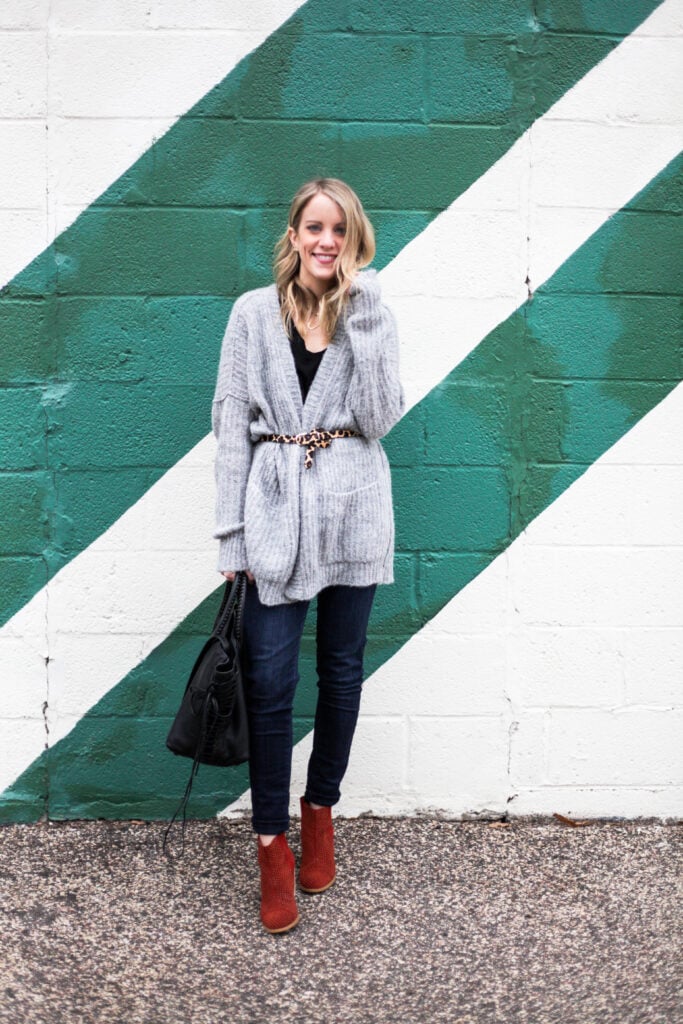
241, 580, 377, 834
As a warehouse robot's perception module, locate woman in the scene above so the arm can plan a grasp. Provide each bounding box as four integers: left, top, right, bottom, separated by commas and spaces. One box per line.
212, 177, 404, 933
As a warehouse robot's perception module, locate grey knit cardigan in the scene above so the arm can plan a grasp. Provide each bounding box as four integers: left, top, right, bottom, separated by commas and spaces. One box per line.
211, 268, 405, 606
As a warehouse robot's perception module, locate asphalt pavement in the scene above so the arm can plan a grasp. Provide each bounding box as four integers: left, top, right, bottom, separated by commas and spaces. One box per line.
0, 815, 680, 1023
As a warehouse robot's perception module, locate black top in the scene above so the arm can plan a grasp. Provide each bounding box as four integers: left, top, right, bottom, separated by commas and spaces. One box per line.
288, 320, 326, 402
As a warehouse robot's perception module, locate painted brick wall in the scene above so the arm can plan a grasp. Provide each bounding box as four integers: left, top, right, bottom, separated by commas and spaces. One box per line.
0, 0, 681, 823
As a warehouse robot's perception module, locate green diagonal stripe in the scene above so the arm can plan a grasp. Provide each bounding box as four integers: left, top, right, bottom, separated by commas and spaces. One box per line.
3, 150, 679, 822
0, 0, 664, 626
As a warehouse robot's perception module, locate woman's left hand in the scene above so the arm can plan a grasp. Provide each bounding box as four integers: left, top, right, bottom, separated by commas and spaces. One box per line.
348, 267, 380, 301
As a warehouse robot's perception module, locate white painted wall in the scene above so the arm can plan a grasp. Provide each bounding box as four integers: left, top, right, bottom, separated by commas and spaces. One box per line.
0, 0, 304, 287
1, 0, 681, 819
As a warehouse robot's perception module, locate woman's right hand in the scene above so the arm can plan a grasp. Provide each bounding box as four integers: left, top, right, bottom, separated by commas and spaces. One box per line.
222, 570, 255, 584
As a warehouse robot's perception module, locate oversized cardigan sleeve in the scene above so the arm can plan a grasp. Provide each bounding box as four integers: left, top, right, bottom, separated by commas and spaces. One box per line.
344, 269, 405, 440
211, 296, 253, 573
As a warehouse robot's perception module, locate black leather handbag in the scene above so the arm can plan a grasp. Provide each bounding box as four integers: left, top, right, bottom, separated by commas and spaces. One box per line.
163, 572, 249, 854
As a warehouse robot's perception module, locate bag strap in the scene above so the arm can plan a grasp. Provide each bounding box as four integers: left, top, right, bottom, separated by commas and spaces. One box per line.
233, 573, 247, 645
212, 572, 248, 642
212, 572, 243, 638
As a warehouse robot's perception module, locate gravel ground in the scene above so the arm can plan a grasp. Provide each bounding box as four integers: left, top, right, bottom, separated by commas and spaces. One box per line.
0, 816, 681, 1024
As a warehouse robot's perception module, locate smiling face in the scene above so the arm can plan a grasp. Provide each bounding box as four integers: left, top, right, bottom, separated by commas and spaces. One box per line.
288, 191, 347, 297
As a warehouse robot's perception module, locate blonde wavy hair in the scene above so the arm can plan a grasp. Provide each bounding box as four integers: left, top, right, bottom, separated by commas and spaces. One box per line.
274, 178, 375, 342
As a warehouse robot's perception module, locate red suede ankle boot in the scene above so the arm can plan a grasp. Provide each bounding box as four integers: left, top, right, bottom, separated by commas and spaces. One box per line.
299, 796, 336, 894
257, 833, 300, 934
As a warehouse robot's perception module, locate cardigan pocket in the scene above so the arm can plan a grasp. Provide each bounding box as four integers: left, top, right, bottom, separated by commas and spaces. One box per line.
320, 480, 391, 565
243, 478, 297, 580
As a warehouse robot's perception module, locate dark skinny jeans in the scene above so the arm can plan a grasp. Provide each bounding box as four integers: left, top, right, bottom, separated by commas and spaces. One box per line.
241, 580, 377, 835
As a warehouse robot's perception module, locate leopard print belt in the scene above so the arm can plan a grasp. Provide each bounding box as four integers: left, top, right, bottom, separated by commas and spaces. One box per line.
257, 427, 362, 469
